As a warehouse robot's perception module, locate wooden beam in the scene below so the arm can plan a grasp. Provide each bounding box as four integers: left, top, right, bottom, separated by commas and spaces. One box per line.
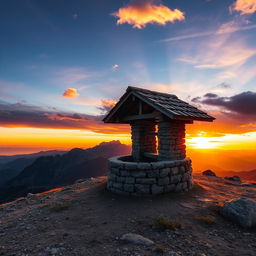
122, 113, 161, 122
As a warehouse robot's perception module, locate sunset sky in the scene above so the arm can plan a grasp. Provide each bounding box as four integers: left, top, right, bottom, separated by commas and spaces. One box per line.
0, 0, 256, 155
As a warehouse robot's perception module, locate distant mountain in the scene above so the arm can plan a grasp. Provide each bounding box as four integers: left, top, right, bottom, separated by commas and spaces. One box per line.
0, 150, 66, 164
0, 141, 131, 203
0, 151, 67, 187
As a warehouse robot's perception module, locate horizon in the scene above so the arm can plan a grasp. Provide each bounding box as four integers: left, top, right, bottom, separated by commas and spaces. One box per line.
0, 0, 256, 169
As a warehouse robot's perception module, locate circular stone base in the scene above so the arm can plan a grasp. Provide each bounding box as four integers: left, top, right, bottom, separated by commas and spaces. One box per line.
107, 155, 193, 196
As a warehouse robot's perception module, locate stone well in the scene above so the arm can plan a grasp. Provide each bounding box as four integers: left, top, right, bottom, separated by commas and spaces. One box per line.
107, 156, 193, 196
103, 86, 215, 196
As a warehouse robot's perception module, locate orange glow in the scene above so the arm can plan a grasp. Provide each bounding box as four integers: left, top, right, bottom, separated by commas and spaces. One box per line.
113, 0, 185, 29
62, 88, 80, 98
232, 0, 256, 15
0, 127, 130, 155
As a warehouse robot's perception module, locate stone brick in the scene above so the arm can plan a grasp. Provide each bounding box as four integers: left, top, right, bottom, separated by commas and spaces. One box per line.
112, 189, 129, 196
112, 182, 123, 190
136, 178, 156, 184
125, 162, 138, 170
111, 168, 120, 175
147, 170, 159, 177
116, 176, 125, 183
182, 172, 190, 181
135, 184, 150, 194
131, 171, 146, 178
152, 184, 164, 195
120, 170, 130, 176
108, 173, 117, 181
164, 184, 176, 192
170, 166, 179, 175
179, 166, 186, 174
182, 181, 188, 190
124, 184, 134, 193
158, 177, 170, 186
137, 163, 151, 170
151, 162, 165, 169
125, 177, 135, 184
159, 168, 170, 177
175, 183, 183, 192
170, 175, 181, 184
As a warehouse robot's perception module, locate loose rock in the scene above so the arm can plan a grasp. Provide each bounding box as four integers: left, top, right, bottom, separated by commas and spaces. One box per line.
219, 198, 256, 228
120, 233, 154, 246
202, 170, 216, 177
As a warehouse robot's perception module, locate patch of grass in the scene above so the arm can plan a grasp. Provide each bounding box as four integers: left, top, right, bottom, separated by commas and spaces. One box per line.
154, 245, 167, 255
46, 202, 71, 212
151, 217, 183, 231
195, 215, 216, 225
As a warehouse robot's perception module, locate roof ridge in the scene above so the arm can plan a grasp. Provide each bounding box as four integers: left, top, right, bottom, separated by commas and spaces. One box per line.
127, 86, 177, 98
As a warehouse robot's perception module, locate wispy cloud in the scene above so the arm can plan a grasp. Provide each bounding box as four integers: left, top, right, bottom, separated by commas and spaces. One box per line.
55, 67, 91, 86
161, 23, 256, 42
231, 0, 256, 15
112, 0, 185, 29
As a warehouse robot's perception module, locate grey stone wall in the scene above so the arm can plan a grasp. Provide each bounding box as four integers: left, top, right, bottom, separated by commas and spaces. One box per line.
107, 156, 193, 196
131, 121, 157, 161
158, 121, 186, 161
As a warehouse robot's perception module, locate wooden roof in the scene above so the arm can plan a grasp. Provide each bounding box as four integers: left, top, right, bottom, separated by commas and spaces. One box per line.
103, 86, 215, 123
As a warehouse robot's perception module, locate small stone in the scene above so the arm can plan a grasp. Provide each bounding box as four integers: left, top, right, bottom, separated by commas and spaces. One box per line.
224, 176, 241, 183
120, 233, 154, 246
202, 170, 216, 176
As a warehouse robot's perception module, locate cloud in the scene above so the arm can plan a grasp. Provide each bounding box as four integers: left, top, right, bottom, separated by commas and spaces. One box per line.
112, 0, 185, 29
177, 33, 256, 70
112, 64, 119, 70
192, 91, 256, 115
62, 88, 80, 98
55, 67, 91, 86
231, 0, 256, 15
161, 22, 256, 42
204, 93, 218, 98
0, 101, 128, 134
98, 99, 116, 113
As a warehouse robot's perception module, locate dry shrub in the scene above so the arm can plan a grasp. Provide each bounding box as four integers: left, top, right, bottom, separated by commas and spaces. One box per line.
195, 215, 216, 225
154, 245, 167, 255
152, 217, 183, 231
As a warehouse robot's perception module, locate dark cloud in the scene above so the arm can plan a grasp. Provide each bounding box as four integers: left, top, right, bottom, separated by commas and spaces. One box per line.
217, 82, 231, 89
0, 101, 128, 134
204, 93, 218, 98
193, 91, 256, 115
97, 99, 116, 114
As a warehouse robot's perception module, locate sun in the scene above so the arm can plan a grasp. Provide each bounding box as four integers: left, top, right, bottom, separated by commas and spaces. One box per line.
187, 132, 222, 149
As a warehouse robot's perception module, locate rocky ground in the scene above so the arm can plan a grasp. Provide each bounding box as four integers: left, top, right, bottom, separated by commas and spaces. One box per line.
0, 174, 256, 256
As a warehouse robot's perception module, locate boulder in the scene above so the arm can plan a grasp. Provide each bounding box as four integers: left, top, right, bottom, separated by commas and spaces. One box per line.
219, 198, 256, 228
224, 176, 241, 183
120, 233, 154, 246
202, 170, 216, 177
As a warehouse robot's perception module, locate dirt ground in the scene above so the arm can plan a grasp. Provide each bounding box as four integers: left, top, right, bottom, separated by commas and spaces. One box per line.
0, 174, 256, 256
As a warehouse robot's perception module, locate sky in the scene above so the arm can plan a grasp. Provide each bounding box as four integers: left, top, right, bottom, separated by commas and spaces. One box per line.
0, 0, 256, 155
